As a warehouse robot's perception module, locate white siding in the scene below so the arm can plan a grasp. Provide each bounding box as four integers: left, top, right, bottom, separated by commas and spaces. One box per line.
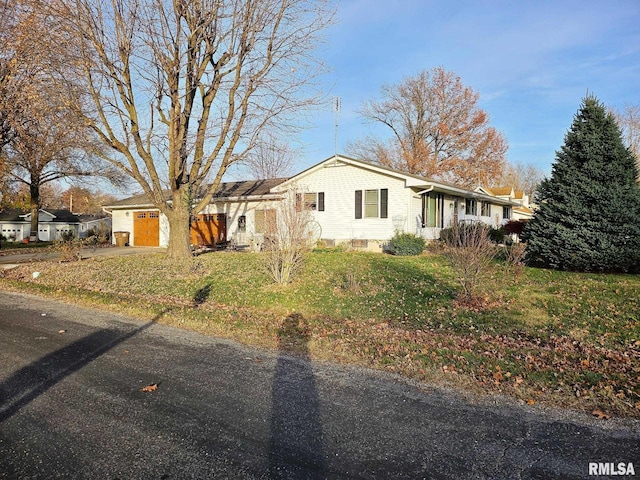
159, 213, 170, 247
285, 163, 411, 244
111, 210, 133, 245
410, 194, 423, 236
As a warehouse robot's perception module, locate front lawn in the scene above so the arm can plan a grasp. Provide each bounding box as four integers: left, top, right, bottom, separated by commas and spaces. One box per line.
0, 241, 55, 254
1, 249, 638, 418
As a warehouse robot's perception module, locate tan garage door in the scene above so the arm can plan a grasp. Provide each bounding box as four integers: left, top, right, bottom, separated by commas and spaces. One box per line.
133, 211, 160, 246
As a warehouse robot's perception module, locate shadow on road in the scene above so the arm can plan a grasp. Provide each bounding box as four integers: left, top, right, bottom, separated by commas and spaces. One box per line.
269, 313, 327, 479
0, 314, 163, 423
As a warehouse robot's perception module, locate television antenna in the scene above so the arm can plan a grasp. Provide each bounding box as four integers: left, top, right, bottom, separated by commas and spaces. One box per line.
333, 96, 341, 158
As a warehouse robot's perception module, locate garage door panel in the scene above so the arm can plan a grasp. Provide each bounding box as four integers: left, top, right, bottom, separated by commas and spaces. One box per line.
133, 211, 160, 246
190, 214, 226, 246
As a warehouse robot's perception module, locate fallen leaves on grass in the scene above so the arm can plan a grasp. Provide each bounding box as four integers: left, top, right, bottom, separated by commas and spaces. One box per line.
324, 317, 640, 417
591, 409, 611, 420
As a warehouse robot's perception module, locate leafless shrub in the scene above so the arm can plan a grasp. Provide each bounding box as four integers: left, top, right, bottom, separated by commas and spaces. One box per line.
439, 222, 498, 303
503, 243, 526, 281
337, 270, 362, 294
262, 192, 316, 285
55, 238, 82, 262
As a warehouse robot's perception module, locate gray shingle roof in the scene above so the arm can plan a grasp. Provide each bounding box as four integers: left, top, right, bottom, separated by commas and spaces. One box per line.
106, 178, 288, 208
0, 209, 81, 223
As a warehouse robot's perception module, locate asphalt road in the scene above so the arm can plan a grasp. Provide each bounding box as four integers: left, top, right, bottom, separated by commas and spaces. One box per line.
0, 291, 638, 479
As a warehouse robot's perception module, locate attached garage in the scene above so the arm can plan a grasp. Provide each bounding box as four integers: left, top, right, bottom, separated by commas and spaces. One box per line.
190, 214, 226, 246
133, 211, 160, 246
103, 178, 288, 248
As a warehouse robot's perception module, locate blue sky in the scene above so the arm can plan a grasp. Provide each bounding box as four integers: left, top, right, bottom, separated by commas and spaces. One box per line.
290, 0, 640, 177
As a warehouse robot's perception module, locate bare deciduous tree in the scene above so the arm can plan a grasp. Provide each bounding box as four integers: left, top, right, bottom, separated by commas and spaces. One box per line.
1, 1, 112, 240
610, 103, 640, 180
243, 131, 296, 179
1, 182, 63, 211
349, 66, 508, 188
59, 186, 118, 215
54, 0, 333, 260
499, 161, 545, 198
0, 0, 25, 156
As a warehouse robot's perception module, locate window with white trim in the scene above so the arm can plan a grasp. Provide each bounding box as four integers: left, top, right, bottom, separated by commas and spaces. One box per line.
364, 190, 378, 218
481, 201, 491, 217
465, 199, 477, 216
296, 192, 324, 211
355, 189, 388, 219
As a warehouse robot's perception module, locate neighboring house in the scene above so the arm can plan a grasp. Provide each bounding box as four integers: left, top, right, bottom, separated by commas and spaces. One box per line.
475, 186, 535, 221
102, 178, 287, 247
0, 209, 81, 242
78, 215, 112, 239
103, 155, 517, 250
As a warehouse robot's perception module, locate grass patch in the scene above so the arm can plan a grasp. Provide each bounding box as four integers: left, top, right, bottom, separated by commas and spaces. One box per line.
0, 241, 55, 254
1, 249, 639, 418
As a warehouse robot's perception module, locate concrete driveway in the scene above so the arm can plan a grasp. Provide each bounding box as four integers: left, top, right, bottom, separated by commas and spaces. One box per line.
0, 246, 166, 269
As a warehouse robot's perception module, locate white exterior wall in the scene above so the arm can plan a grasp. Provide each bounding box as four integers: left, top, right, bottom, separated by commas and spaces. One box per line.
459, 202, 508, 227
490, 204, 504, 226
111, 209, 133, 245
410, 194, 423, 236
159, 213, 170, 247
286, 163, 413, 246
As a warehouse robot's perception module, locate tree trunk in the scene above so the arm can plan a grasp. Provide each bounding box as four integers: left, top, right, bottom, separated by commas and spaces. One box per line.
165, 187, 193, 261
29, 182, 40, 242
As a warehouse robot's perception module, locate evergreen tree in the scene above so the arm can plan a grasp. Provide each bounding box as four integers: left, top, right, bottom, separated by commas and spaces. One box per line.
524, 96, 640, 272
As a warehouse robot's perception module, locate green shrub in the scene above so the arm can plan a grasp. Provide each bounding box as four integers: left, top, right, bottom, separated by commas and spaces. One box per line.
388, 232, 425, 256
488, 226, 505, 244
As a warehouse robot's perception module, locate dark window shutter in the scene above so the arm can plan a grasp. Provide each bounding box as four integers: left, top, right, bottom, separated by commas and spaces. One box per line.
380, 188, 388, 218
295, 193, 302, 212
318, 192, 325, 212
355, 190, 362, 219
